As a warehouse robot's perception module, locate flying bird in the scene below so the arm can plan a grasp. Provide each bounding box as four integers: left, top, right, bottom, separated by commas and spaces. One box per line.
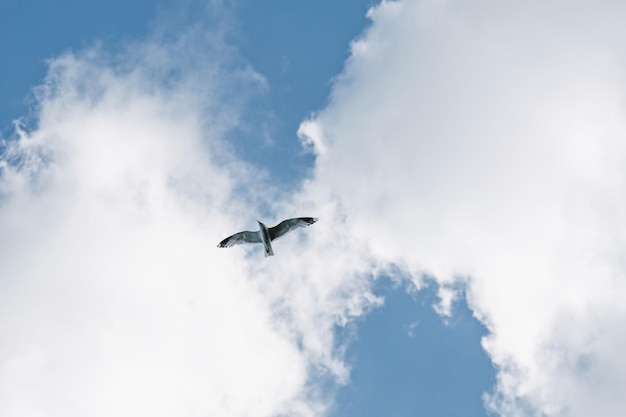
217, 217, 318, 257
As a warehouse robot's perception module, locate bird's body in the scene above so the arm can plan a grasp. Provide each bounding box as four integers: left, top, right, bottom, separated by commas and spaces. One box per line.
257, 220, 274, 257
217, 217, 318, 257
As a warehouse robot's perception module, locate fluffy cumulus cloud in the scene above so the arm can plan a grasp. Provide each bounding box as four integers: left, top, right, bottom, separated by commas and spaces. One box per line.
300, 0, 626, 415
0, 23, 378, 417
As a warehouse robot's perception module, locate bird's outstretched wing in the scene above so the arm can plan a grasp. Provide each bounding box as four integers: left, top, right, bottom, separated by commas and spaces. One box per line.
217, 231, 262, 248
269, 217, 318, 241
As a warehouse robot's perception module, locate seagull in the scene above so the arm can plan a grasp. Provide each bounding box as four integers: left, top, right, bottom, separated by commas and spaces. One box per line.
217, 217, 318, 257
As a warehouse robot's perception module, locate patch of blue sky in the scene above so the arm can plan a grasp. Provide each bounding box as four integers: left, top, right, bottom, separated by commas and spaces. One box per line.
332, 280, 495, 417
230, 0, 376, 186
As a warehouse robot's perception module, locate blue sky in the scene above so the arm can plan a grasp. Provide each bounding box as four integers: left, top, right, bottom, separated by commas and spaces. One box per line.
332, 281, 493, 417
3, 1, 626, 417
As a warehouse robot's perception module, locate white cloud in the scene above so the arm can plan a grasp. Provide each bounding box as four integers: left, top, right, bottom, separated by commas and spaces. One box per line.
0, 22, 379, 417
299, 0, 626, 415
